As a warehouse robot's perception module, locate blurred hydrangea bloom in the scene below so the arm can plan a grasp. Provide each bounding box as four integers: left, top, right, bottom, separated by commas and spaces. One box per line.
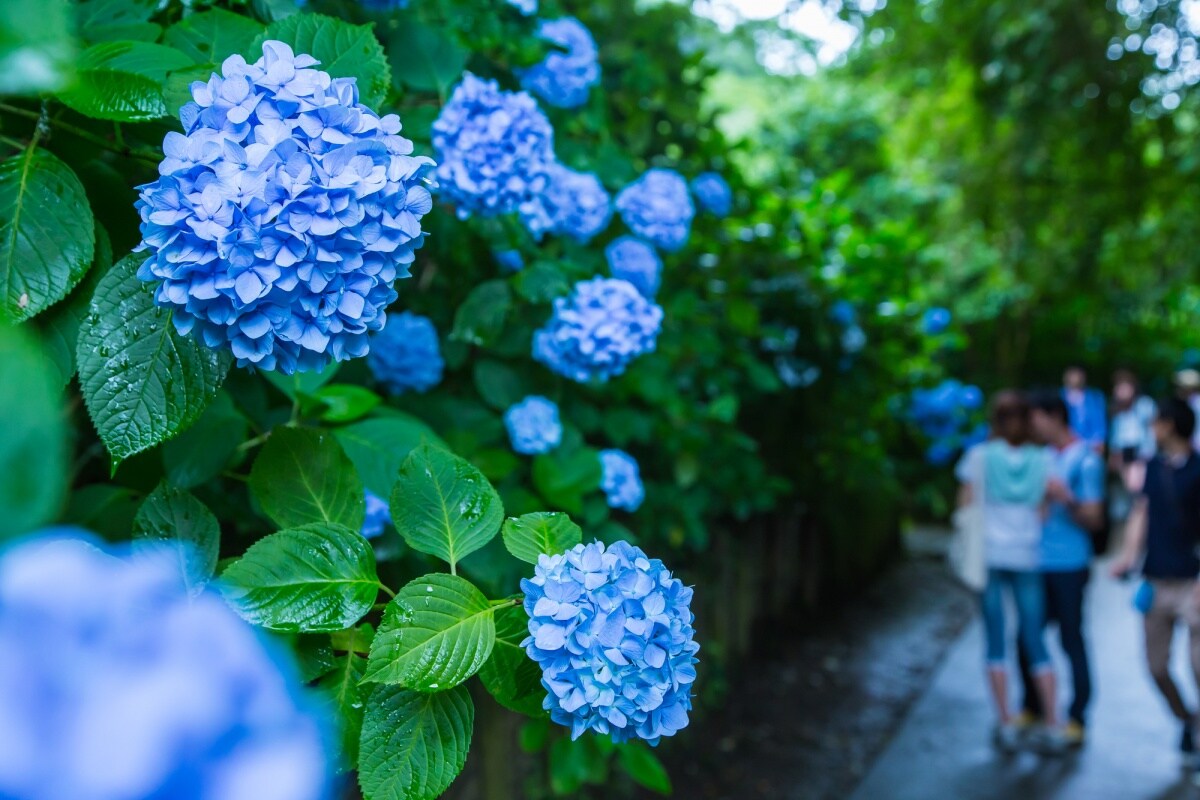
922, 306, 951, 335
522, 162, 612, 242
615, 169, 694, 252
533, 277, 663, 383
829, 300, 856, 326
909, 380, 986, 465
358, 0, 408, 8
361, 489, 390, 538
690, 172, 732, 217
504, 395, 563, 455
605, 236, 661, 298
496, 249, 524, 273
841, 325, 867, 353
520, 17, 600, 109
521, 540, 698, 744
0, 532, 330, 800
136, 41, 435, 375
599, 448, 644, 511
367, 311, 444, 394
507, 0, 537, 14
432, 73, 554, 220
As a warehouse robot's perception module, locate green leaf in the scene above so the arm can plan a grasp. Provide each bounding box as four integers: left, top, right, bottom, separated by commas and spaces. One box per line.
77, 254, 231, 468
363, 573, 495, 691
512, 263, 570, 304
253, 13, 390, 107
78, 40, 195, 80
311, 384, 381, 423
77, 0, 156, 30
0, 147, 95, 323
358, 684, 473, 800
386, 20, 466, 96
57, 41, 194, 122
0, 324, 67, 540
333, 415, 444, 496
132, 482, 220, 593
249, 426, 365, 530
617, 742, 673, 795
390, 444, 504, 570
161, 391, 247, 488
478, 604, 546, 717
162, 63, 215, 117
36, 223, 111, 386
0, 0, 74, 94
262, 360, 340, 400
501, 512, 582, 564
472, 359, 527, 411
164, 9, 265, 64
318, 652, 368, 768
532, 445, 602, 515
219, 522, 379, 632
450, 280, 512, 347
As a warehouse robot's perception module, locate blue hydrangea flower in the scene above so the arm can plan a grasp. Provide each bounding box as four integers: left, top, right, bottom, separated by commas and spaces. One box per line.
135, 41, 435, 375
367, 311, 444, 394
507, 0, 537, 14
521, 540, 698, 744
690, 172, 732, 217
841, 324, 867, 353
432, 73, 554, 220
599, 448, 644, 512
926, 440, 957, 466
605, 236, 661, 298
361, 489, 390, 538
0, 532, 331, 800
922, 307, 951, 335
521, 162, 612, 242
496, 249, 525, 273
504, 395, 563, 455
358, 0, 408, 8
615, 169, 694, 252
533, 277, 663, 383
520, 17, 600, 109
829, 300, 856, 326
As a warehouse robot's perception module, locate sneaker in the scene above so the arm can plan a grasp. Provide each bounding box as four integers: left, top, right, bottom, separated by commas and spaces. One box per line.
1012, 710, 1039, 734
993, 723, 1021, 753
1030, 726, 1069, 756
1062, 721, 1086, 748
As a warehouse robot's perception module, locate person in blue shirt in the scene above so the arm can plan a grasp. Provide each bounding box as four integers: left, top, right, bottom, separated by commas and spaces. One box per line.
1062, 365, 1107, 452
1016, 392, 1104, 747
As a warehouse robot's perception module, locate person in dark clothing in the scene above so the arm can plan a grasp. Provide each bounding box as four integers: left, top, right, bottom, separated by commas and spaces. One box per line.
1017, 394, 1104, 746
1111, 396, 1200, 772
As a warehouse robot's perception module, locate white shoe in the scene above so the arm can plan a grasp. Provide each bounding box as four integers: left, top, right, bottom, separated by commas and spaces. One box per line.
1030, 726, 1069, 756
993, 723, 1021, 752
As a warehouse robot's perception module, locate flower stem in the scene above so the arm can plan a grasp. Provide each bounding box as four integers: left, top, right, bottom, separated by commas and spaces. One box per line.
0, 102, 162, 164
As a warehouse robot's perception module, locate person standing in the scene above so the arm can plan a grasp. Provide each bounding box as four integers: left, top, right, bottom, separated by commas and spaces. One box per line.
1110, 370, 1156, 541
1110, 397, 1200, 771
1062, 365, 1107, 453
956, 391, 1063, 751
1175, 369, 1200, 452
1016, 393, 1104, 747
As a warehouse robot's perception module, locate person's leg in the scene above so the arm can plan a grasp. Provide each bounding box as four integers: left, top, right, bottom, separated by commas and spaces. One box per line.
1018, 573, 1053, 719
1052, 569, 1092, 727
981, 568, 1012, 723
1014, 569, 1058, 727
1182, 581, 1200, 732
1145, 582, 1189, 721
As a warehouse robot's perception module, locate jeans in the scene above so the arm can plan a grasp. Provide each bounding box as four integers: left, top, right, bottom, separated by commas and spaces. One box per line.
982, 567, 1050, 668
1020, 568, 1092, 725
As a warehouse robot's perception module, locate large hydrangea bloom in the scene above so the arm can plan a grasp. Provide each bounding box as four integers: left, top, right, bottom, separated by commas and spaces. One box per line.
0, 532, 330, 799
690, 172, 732, 217
361, 489, 390, 539
366, 311, 444, 394
520, 17, 601, 109
432, 73, 554, 220
614, 169, 694, 252
521, 162, 612, 242
521, 540, 698, 744
136, 41, 435, 375
533, 277, 663, 383
605, 236, 661, 298
599, 448, 645, 511
505, 395, 563, 455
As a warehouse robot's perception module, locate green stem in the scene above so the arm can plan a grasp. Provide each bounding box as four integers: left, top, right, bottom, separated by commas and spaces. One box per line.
489, 597, 521, 608
235, 431, 272, 453
0, 102, 161, 164
220, 470, 250, 484
378, 582, 397, 599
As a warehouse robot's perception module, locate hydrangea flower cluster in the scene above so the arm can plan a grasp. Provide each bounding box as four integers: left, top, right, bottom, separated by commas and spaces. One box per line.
533, 277, 663, 383
504, 395, 563, 455
922, 306, 952, 335
605, 236, 661, 298
690, 172, 732, 217
520, 17, 601, 109
358, 0, 409, 9
496, 249, 525, 273
507, 0, 538, 14
522, 162, 612, 242
432, 73, 554, 220
135, 41, 435, 375
361, 489, 390, 538
841, 324, 867, 354
521, 540, 698, 744
829, 300, 856, 326
367, 311, 444, 395
909, 379, 986, 465
0, 532, 330, 800
615, 169, 695, 252
600, 448, 645, 512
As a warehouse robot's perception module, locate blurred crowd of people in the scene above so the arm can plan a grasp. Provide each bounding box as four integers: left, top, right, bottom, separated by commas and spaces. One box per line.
952, 365, 1200, 777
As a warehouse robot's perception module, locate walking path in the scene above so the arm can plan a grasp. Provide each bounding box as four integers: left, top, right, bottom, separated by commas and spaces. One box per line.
851, 559, 1197, 800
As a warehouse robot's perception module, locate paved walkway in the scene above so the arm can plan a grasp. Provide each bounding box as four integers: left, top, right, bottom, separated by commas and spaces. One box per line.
852, 561, 1199, 800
